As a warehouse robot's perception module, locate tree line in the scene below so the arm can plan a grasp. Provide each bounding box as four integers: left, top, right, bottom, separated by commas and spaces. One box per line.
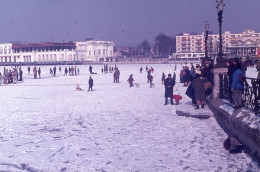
116, 33, 177, 58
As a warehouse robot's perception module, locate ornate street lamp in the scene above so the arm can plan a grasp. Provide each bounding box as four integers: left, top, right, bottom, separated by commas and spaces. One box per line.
215, 0, 226, 68
205, 21, 210, 60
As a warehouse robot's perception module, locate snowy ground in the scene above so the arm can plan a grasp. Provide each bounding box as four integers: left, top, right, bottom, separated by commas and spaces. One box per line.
0, 64, 259, 172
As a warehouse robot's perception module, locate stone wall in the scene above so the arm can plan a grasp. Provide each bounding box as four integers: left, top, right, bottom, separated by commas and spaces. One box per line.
206, 97, 260, 164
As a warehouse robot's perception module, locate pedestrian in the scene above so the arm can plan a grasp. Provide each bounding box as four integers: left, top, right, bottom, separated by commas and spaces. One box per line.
38, 67, 41, 78
161, 73, 166, 84
231, 64, 245, 109
53, 66, 57, 77
88, 76, 94, 91
64, 67, 68, 76
140, 67, 143, 73
59, 66, 61, 72
50, 68, 53, 76
89, 65, 93, 74
192, 74, 207, 109
101, 68, 104, 73
28, 66, 30, 74
19, 67, 23, 81
127, 74, 134, 87
33, 66, 37, 79
164, 74, 175, 105
148, 74, 154, 88
78, 68, 80, 75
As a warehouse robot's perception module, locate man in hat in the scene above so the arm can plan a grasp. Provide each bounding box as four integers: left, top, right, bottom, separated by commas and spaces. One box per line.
164, 74, 175, 105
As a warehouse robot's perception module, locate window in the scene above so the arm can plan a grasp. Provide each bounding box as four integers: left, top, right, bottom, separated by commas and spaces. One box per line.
4, 46, 7, 54
98, 49, 101, 55
103, 49, 105, 55
89, 51, 91, 55
38, 55, 41, 61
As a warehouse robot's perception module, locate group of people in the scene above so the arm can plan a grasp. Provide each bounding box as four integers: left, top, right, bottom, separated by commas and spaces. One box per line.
227, 57, 260, 109
184, 60, 214, 109
0, 66, 23, 84
63, 66, 80, 76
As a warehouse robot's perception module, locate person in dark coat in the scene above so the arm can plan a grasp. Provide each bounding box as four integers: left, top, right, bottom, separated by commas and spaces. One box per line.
53, 66, 57, 77
88, 76, 94, 91
89, 65, 93, 74
192, 74, 207, 109
64, 67, 68, 76
161, 73, 166, 84
140, 67, 143, 73
38, 67, 41, 78
127, 74, 134, 87
19, 68, 23, 81
164, 74, 175, 105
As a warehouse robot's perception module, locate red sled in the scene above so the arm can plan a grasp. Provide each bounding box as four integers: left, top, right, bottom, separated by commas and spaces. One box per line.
173, 95, 182, 104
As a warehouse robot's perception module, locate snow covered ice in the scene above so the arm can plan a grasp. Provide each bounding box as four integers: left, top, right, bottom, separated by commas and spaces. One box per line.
0, 64, 259, 171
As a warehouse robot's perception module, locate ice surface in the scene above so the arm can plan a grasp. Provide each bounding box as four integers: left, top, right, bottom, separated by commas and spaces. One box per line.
0, 64, 259, 171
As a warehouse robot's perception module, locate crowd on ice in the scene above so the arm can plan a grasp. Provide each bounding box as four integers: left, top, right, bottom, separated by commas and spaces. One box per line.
0, 66, 23, 84
1, 56, 259, 111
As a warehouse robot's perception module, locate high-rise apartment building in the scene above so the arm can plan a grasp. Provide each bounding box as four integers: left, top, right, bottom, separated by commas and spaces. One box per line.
171, 29, 260, 61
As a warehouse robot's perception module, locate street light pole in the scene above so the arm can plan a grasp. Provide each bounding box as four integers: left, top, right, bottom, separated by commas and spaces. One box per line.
205, 21, 210, 60
215, 0, 226, 68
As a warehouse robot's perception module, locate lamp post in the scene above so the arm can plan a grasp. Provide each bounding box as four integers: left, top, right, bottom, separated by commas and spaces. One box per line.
215, 0, 226, 68
205, 21, 210, 60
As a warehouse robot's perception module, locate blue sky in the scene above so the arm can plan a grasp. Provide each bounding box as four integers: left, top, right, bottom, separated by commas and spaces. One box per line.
0, 0, 259, 46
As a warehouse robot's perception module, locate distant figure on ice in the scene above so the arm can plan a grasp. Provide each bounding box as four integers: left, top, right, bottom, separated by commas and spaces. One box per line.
88, 76, 94, 91
0, 72, 2, 84
77, 68, 80, 75
89, 65, 93, 74
101, 68, 104, 73
148, 74, 154, 88
164, 74, 175, 105
64, 67, 68, 76
28, 66, 30, 74
114, 68, 120, 83
33, 66, 37, 79
76, 83, 84, 91
53, 66, 57, 77
38, 67, 41, 78
173, 72, 176, 81
127, 74, 134, 87
19, 67, 23, 81
140, 67, 143, 73
146, 66, 148, 72
161, 73, 166, 84
150, 67, 154, 73
174, 63, 177, 71
50, 68, 53, 76
59, 66, 62, 72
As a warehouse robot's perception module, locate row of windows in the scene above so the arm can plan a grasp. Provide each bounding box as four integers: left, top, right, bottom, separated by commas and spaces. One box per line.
0, 48, 11, 54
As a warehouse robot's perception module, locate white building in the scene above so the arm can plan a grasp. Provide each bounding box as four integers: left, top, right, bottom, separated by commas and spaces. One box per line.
0, 40, 115, 63
75, 40, 114, 62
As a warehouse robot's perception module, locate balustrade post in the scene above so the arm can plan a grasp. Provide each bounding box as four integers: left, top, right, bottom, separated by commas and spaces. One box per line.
212, 68, 228, 99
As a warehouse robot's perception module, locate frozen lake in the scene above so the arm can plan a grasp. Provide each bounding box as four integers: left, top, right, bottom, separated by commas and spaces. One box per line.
0, 64, 259, 171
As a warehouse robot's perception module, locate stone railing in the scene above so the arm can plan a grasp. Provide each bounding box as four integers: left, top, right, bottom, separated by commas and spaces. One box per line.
219, 73, 260, 115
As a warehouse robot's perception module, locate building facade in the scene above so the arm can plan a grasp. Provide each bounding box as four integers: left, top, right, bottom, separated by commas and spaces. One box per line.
75, 41, 114, 62
0, 40, 115, 64
171, 29, 260, 61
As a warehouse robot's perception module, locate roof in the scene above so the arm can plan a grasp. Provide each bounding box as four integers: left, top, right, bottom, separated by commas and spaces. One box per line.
12, 42, 76, 49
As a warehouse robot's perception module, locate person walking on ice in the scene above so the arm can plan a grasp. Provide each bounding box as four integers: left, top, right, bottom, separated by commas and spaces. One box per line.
88, 76, 94, 91
127, 74, 134, 87
164, 74, 175, 105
